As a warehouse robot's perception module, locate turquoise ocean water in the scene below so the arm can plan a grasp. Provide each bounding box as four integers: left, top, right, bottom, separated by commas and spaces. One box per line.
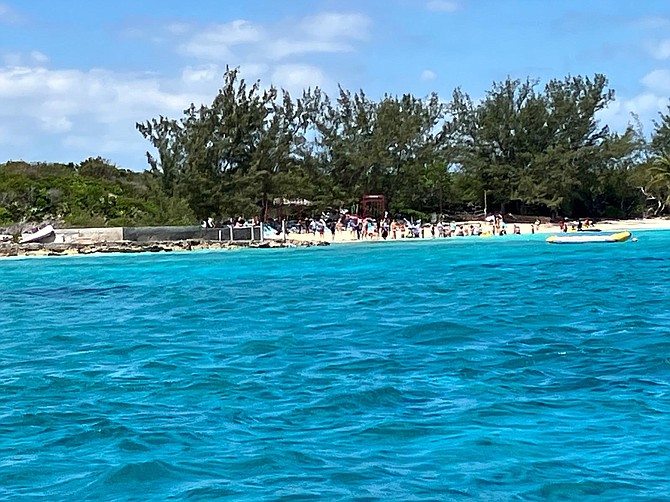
1, 231, 669, 500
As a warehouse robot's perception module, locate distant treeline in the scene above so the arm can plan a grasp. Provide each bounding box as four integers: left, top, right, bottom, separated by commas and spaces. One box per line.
3, 67, 670, 227
0, 158, 193, 228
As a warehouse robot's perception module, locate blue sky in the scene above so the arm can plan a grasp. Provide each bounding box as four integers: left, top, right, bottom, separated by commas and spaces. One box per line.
1, 0, 669, 170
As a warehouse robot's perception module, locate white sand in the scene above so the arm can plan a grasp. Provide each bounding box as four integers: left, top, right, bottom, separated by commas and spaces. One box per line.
285, 217, 670, 244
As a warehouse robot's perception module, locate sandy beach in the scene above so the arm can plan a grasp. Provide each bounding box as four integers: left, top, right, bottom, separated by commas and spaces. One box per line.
285, 217, 670, 244
3, 217, 670, 257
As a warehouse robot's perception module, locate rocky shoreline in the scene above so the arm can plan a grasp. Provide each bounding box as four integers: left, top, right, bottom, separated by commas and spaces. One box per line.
0, 238, 329, 258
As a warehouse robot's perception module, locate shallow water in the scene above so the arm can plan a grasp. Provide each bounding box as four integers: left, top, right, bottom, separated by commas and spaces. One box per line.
1, 231, 669, 500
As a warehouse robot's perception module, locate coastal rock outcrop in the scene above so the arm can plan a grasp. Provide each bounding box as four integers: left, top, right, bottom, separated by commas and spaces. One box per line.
0, 239, 328, 258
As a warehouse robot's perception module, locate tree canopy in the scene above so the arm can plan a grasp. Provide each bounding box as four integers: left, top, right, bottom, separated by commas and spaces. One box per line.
136, 69, 670, 222
3, 68, 670, 227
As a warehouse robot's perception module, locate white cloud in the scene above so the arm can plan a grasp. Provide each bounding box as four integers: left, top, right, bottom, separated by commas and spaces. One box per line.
601, 92, 668, 133
237, 62, 270, 80
177, 12, 370, 62
2, 52, 22, 66
178, 20, 262, 61
640, 69, 670, 94
40, 116, 73, 133
1, 50, 48, 66
0, 63, 209, 166
271, 64, 329, 95
426, 1, 461, 13
204, 19, 262, 45
421, 69, 437, 81
181, 64, 219, 84
165, 22, 192, 35
258, 13, 370, 60
300, 12, 370, 41
651, 38, 670, 60
265, 39, 353, 60
0, 57, 334, 167
30, 51, 49, 64
0, 11, 371, 167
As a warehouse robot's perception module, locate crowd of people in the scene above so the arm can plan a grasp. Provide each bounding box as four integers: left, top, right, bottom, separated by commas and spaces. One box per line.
284, 212, 544, 241
559, 218, 593, 232
199, 211, 608, 242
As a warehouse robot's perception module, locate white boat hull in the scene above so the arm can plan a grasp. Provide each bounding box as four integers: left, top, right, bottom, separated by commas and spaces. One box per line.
20, 225, 56, 244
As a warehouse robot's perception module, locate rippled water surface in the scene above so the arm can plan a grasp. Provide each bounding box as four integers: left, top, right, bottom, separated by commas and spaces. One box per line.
2, 232, 670, 500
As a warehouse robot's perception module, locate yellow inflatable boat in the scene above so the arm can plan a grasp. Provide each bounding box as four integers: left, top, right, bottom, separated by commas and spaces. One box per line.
546, 231, 631, 244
